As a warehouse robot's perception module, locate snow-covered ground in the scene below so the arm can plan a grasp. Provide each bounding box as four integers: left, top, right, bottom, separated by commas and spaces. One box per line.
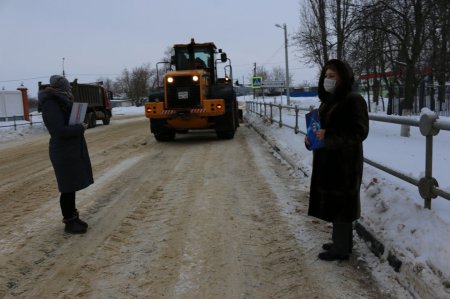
1, 98, 450, 296
242, 94, 450, 296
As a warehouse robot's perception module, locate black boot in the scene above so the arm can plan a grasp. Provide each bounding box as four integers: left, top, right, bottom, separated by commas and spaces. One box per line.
322, 242, 352, 253
63, 216, 87, 234
73, 209, 88, 228
318, 249, 349, 261
322, 243, 333, 250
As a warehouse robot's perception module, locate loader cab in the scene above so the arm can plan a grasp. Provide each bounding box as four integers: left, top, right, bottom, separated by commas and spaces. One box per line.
172, 39, 218, 82
175, 48, 211, 70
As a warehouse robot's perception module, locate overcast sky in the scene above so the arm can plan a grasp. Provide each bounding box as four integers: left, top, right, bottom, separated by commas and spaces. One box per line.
0, 0, 319, 97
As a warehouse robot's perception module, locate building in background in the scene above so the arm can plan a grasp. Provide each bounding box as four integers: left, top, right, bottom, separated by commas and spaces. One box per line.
0, 85, 29, 121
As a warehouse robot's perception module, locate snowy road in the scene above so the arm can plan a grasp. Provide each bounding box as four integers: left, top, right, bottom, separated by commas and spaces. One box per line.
0, 115, 400, 298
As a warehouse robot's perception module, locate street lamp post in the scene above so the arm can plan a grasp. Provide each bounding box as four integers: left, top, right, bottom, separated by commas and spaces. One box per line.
275, 23, 290, 105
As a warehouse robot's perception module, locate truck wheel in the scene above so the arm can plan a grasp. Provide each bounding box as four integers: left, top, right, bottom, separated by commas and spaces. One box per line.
86, 112, 93, 128
88, 112, 97, 128
102, 116, 110, 125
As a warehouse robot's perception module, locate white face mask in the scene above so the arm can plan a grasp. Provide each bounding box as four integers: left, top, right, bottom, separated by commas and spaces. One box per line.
323, 78, 337, 93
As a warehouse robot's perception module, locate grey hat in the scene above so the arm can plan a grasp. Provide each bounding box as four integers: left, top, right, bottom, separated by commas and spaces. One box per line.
49, 75, 70, 92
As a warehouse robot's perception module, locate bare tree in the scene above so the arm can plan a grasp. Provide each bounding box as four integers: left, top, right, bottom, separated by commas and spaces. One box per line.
358, 0, 434, 136
294, 0, 329, 67
113, 64, 155, 105
270, 66, 285, 82
429, 0, 450, 110
151, 46, 174, 90
294, 0, 359, 66
163, 46, 173, 63
28, 97, 39, 112
294, 0, 447, 125
349, 3, 393, 113
97, 77, 114, 93
114, 68, 132, 99
329, 0, 360, 60
130, 64, 154, 106
267, 66, 287, 94
365, 1, 432, 103
254, 65, 269, 81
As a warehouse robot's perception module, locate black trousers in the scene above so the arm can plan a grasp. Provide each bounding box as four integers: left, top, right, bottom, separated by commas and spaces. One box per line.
60, 192, 76, 219
332, 221, 353, 254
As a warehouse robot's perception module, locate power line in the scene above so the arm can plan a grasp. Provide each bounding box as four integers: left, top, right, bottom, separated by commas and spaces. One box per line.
261, 44, 284, 66
0, 76, 49, 83
68, 73, 120, 77
0, 73, 120, 83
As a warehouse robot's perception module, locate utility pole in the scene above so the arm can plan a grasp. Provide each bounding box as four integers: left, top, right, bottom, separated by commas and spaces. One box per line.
253, 62, 256, 99
275, 23, 290, 105
62, 57, 66, 77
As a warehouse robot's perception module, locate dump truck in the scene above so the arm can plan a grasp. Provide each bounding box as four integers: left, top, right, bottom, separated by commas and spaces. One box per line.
145, 38, 239, 141
39, 79, 113, 128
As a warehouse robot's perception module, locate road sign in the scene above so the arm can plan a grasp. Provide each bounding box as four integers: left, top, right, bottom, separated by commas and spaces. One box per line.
251, 76, 263, 89
261, 80, 285, 88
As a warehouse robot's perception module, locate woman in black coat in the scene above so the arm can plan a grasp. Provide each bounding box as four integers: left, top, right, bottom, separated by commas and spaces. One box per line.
306, 59, 369, 261
38, 75, 94, 234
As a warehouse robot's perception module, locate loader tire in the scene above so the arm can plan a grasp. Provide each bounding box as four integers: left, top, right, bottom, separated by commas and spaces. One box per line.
216, 130, 235, 139
154, 131, 176, 142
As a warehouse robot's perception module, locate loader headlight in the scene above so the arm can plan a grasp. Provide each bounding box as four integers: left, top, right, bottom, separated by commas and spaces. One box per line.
192, 75, 199, 82
167, 77, 174, 83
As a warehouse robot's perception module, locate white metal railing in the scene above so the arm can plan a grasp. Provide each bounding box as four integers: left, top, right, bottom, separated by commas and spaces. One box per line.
0, 114, 43, 130
246, 101, 450, 209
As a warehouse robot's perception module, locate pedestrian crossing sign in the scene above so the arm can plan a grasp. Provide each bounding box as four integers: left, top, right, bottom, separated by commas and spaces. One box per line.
251, 76, 263, 89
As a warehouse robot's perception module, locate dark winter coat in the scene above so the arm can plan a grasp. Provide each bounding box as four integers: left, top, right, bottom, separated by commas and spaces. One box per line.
38, 87, 93, 193
307, 59, 369, 222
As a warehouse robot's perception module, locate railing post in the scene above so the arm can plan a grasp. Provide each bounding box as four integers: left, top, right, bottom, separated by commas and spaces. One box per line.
294, 105, 299, 134
418, 113, 440, 209
278, 104, 283, 127
270, 103, 273, 124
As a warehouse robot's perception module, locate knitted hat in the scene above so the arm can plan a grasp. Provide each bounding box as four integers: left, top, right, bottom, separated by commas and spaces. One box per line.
49, 75, 70, 92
